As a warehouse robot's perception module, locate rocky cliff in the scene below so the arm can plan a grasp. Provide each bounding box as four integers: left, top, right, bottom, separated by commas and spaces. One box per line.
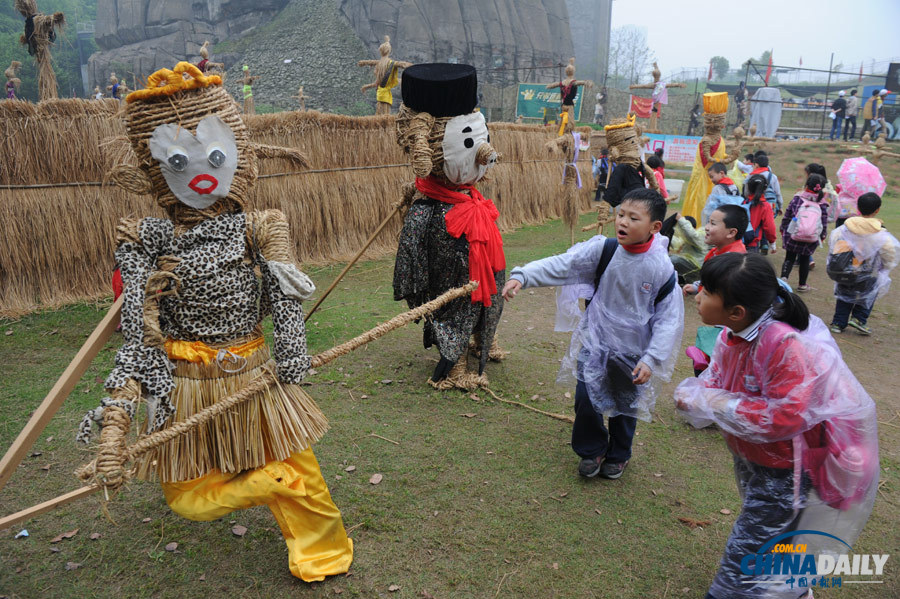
339, 0, 574, 84
88, 0, 289, 90
87, 0, 575, 113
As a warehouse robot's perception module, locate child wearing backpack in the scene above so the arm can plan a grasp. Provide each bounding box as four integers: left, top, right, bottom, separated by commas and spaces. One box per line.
828, 192, 900, 335
675, 253, 879, 599
779, 174, 829, 291
742, 174, 777, 254
700, 162, 741, 225
503, 189, 684, 480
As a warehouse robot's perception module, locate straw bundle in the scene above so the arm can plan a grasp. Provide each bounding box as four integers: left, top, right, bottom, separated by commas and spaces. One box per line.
0, 104, 593, 315
16, 0, 65, 101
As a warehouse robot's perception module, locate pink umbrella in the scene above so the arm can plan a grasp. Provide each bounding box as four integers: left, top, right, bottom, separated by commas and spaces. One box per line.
836, 157, 886, 218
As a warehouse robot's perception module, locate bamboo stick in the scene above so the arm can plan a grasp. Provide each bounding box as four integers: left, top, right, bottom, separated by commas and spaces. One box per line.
304, 201, 402, 321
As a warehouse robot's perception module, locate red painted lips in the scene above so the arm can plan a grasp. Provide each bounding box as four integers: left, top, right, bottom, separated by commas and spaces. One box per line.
188, 174, 219, 194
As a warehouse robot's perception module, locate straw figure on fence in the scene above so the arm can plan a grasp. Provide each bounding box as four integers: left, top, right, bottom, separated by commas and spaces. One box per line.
546, 58, 593, 127
106, 72, 128, 101
293, 85, 308, 111
393, 63, 507, 391
79, 61, 353, 582
547, 120, 592, 245
681, 92, 744, 222
196, 41, 223, 74
359, 36, 412, 116
628, 62, 686, 133
5, 61, 21, 100
15, 0, 65, 101
583, 114, 658, 236
241, 65, 259, 114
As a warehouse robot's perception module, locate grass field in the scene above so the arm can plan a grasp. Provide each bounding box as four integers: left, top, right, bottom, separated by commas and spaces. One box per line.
1, 142, 898, 598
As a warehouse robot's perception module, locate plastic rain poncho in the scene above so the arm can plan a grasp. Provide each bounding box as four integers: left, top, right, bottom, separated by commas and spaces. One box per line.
510, 234, 684, 422
827, 220, 899, 308
674, 314, 879, 599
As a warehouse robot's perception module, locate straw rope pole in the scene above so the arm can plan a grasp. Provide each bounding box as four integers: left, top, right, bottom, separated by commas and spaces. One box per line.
0, 283, 477, 529
304, 199, 404, 322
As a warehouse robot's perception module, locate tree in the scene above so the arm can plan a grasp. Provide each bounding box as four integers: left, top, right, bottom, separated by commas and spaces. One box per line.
710, 56, 729, 80
607, 25, 654, 86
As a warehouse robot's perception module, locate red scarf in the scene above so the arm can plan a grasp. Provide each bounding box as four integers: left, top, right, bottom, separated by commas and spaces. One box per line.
750, 166, 769, 176
415, 176, 505, 306
621, 237, 653, 254
719, 177, 735, 186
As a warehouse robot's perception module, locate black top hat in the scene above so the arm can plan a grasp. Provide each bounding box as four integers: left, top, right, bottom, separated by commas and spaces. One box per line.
401, 63, 477, 118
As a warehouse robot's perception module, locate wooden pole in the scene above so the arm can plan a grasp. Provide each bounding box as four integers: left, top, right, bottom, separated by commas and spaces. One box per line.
304, 202, 402, 322
0, 296, 122, 492
0, 485, 100, 530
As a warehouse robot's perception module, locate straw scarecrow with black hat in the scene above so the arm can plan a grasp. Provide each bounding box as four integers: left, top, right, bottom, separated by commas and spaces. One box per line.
77, 62, 353, 582
393, 63, 506, 390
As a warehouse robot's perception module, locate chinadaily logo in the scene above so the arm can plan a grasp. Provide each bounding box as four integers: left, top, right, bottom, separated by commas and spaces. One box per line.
741, 530, 890, 590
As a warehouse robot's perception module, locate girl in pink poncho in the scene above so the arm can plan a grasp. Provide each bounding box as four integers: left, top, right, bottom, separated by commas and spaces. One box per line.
675, 253, 878, 599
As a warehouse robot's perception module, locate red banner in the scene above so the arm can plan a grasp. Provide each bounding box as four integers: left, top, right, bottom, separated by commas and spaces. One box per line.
629, 95, 654, 119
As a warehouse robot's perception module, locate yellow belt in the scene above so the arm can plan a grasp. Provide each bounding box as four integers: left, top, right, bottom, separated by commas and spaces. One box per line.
165, 336, 265, 365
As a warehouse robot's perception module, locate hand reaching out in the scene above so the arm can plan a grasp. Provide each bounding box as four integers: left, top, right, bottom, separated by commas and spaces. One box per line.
502, 279, 522, 302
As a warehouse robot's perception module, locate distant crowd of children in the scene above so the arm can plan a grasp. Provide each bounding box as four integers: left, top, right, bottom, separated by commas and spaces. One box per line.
502, 144, 895, 598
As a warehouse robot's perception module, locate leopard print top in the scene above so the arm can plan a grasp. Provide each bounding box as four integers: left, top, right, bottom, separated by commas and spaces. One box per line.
103, 211, 311, 431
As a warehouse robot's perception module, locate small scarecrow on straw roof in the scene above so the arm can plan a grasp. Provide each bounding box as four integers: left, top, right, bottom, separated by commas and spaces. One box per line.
546, 58, 593, 129
241, 64, 259, 114
77, 62, 352, 581
628, 62, 686, 133
196, 41, 224, 74
293, 85, 308, 111
5, 61, 21, 100
106, 71, 128, 101
681, 92, 744, 222
393, 63, 506, 390
583, 114, 658, 236
15, 0, 65, 101
547, 119, 593, 245
358, 36, 412, 116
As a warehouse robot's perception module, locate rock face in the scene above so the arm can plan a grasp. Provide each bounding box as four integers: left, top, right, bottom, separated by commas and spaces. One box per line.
87, 0, 575, 113
88, 0, 289, 89
339, 0, 574, 84
565, 0, 612, 85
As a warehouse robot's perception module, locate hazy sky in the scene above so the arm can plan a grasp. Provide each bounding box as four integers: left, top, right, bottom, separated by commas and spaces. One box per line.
610, 0, 900, 76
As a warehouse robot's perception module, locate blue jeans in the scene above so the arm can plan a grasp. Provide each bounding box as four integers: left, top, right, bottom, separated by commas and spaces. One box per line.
572, 378, 637, 463
829, 116, 842, 140
832, 299, 873, 328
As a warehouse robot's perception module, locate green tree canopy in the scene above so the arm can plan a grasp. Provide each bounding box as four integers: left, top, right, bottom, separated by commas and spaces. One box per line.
710, 56, 729, 80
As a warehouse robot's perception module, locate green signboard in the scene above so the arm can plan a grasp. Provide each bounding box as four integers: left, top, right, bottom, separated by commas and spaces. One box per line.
515, 83, 585, 121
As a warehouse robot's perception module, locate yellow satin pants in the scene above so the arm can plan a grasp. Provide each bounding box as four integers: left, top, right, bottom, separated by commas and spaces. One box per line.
161, 448, 353, 582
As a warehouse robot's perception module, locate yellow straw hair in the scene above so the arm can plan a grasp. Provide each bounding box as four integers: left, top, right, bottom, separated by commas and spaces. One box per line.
604, 112, 636, 131
127, 62, 223, 103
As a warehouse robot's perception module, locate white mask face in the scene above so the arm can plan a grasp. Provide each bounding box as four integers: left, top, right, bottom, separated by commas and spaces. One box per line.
442, 112, 494, 185
149, 115, 238, 209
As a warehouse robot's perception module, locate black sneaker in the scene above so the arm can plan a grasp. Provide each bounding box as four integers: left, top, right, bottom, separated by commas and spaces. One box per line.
578, 457, 603, 478
599, 460, 629, 479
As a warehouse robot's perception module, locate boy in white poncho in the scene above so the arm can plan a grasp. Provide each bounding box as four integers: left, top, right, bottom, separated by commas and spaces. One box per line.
827, 192, 899, 335
503, 190, 684, 479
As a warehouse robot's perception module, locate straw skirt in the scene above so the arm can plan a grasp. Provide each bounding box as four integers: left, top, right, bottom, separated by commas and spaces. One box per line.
135, 342, 328, 483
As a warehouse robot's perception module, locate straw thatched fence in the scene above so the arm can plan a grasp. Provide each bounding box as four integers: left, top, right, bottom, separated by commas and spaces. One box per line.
0, 99, 595, 315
